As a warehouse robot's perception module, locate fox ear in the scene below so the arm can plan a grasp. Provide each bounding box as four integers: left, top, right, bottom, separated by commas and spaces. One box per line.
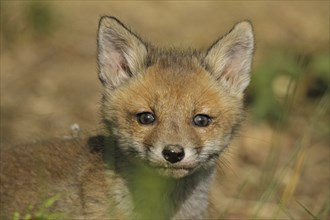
97, 16, 147, 89
205, 21, 254, 96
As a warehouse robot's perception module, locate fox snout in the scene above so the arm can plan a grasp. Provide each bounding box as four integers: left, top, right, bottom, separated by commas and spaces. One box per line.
162, 144, 185, 163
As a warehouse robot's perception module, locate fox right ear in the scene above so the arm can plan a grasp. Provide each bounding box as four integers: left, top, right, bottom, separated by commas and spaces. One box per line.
205, 21, 254, 97
97, 16, 147, 89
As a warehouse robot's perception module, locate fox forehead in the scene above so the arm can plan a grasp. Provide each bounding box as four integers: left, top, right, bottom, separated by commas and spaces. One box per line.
110, 59, 239, 120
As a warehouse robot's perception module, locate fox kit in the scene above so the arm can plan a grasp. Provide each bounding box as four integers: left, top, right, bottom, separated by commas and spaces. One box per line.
0, 17, 254, 219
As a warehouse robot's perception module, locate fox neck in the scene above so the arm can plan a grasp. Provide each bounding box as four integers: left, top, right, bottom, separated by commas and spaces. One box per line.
103, 135, 216, 219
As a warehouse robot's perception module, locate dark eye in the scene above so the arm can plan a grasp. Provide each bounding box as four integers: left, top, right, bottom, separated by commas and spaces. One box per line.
137, 112, 155, 125
193, 114, 211, 127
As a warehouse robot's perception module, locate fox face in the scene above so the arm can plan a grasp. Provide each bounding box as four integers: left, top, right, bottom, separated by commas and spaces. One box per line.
98, 17, 254, 178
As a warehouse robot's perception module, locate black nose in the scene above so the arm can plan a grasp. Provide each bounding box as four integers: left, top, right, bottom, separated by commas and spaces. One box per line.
162, 144, 185, 163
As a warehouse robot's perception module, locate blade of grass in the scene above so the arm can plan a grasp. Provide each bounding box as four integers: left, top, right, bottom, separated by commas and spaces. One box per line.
277, 202, 295, 220
219, 178, 249, 218
252, 139, 302, 219
316, 197, 329, 219
278, 131, 309, 206
276, 91, 329, 218
253, 68, 299, 219
296, 200, 318, 220
253, 89, 329, 219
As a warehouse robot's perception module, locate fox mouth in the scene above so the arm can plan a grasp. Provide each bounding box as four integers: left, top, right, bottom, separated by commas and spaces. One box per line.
155, 164, 194, 171
155, 166, 193, 178
146, 155, 199, 172
147, 162, 199, 178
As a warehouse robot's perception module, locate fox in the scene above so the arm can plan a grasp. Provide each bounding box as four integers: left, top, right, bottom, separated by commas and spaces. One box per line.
0, 16, 254, 219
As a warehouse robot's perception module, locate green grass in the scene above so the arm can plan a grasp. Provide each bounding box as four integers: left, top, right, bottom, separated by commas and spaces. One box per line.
12, 194, 67, 220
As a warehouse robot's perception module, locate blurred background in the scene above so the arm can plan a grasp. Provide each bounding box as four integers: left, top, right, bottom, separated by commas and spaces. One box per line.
1, 1, 329, 219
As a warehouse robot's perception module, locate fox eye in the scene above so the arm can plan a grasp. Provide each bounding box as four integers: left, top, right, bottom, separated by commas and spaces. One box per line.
193, 114, 211, 127
137, 112, 155, 125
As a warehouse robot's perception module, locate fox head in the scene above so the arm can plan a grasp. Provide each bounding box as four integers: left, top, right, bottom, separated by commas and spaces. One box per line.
97, 17, 254, 178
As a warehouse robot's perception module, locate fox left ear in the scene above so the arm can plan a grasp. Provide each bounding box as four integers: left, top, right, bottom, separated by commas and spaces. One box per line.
97, 16, 147, 89
205, 21, 254, 96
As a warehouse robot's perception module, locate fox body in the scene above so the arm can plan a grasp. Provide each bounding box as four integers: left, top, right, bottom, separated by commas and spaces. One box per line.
0, 17, 254, 219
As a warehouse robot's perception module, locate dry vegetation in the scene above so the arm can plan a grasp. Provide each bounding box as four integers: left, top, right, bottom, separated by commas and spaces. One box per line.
1, 1, 329, 219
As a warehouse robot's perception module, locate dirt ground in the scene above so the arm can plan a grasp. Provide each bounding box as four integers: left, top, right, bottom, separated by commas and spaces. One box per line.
1, 1, 329, 219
